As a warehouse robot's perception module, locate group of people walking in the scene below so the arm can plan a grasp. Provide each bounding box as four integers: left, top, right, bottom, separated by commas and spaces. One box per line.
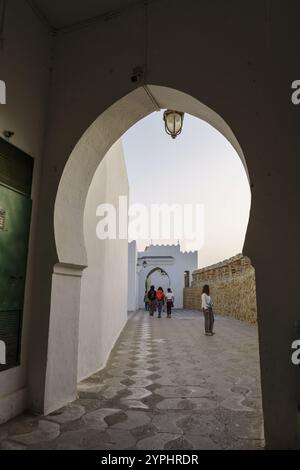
144, 286, 175, 318
143, 283, 215, 335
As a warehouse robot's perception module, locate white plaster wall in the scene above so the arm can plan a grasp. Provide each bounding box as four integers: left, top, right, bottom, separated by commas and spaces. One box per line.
77, 140, 129, 381
0, 0, 51, 422
138, 245, 198, 309
128, 241, 138, 312
44, 265, 82, 414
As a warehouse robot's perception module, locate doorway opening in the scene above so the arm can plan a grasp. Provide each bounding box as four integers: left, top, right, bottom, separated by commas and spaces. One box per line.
48, 85, 264, 448
184, 271, 190, 288
145, 268, 171, 292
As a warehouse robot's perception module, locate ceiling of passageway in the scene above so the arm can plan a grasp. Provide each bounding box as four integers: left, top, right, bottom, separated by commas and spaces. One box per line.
28, 0, 142, 30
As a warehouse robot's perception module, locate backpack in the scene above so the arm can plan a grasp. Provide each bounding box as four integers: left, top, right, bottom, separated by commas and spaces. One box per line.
156, 290, 164, 301
148, 289, 156, 301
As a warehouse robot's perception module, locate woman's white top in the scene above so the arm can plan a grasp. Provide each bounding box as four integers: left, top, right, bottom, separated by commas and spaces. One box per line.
201, 293, 212, 309
166, 292, 174, 302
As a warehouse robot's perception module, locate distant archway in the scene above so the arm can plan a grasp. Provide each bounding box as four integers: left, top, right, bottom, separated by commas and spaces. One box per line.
145, 267, 171, 292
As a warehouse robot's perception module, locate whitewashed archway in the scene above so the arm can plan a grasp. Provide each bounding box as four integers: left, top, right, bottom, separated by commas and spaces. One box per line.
46, 85, 250, 415
54, 85, 248, 268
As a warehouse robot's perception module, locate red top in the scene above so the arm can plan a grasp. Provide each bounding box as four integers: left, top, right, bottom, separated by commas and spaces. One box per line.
156, 290, 165, 301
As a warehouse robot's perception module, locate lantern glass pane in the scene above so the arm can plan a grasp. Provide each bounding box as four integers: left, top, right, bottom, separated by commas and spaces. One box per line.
166, 113, 175, 134
174, 114, 182, 134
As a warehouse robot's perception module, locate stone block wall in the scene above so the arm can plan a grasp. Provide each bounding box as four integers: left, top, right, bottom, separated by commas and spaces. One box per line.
183, 254, 257, 324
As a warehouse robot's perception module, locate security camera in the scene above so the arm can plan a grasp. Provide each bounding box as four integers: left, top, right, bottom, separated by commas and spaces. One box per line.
131, 66, 144, 83
3, 130, 14, 139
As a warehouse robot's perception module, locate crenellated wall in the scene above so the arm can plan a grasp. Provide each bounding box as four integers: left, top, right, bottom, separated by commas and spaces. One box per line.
183, 254, 257, 324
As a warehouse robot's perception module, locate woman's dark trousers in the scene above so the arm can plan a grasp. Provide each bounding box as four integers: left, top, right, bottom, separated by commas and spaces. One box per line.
203, 307, 214, 333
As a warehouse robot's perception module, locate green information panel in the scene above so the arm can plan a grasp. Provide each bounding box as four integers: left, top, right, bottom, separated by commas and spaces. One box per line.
0, 185, 32, 370
0, 139, 33, 371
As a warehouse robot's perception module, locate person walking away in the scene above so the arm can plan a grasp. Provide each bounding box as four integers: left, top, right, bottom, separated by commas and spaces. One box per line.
148, 285, 157, 317
165, 288, 174, 318
201, 284, 215, 336
156, 287, 165, 318
144, 291, 149, 311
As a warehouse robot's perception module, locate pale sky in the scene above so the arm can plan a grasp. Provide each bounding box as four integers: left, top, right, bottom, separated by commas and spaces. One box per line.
122, 111, 251, 268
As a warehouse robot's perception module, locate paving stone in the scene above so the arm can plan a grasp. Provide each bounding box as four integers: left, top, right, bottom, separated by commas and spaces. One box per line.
110, 411, 151, 430
148, 359, 159, 365
227, 438, 265, 450
220, 395, 256, 412
126, 362, 139, 369
75, 398, 102, 413
77, 382, 105, 394
226, 415, 264, 440
134, 359, 152, 365
177, 413, 225, 436
184, 434, 221, 450
157, 397, 218, 411
52, 428, 110, 450
83, 408, 120, 430
246, 389, 264, 400
99, 429, 137, 450
158, 386, 211, 398
170, 376, 208, 386
127, 378, 153, 388
103, 376, 127, 386
45, 404, 85, 424
0, 440, 27, 450
131, 424, 156, 440
10, 420, 60, 446
147, 373, 161, 380
120, 378, 136, 387
0, 414, 37, 441
146, 383, 160, 392
121, 399, 149, 410
123, 388, 152, 400
136, 433, 182, 450
164, 435, 194, 450
152, 413, 184, 434
156, 375, 178, 386
102, 385, 126, 399
130, 370, 154, 378
104, 411, 128, 427
124, 370, 137, 377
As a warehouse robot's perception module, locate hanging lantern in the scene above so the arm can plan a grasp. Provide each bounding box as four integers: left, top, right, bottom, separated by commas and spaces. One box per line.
163, 110, 184, 139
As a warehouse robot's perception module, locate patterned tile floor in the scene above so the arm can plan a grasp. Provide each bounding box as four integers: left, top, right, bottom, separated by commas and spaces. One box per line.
0, 310, 265, 450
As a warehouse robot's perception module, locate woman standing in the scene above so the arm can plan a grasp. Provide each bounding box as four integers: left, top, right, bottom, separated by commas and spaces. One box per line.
165, 288, 175, 318
201, 284, 215, 336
